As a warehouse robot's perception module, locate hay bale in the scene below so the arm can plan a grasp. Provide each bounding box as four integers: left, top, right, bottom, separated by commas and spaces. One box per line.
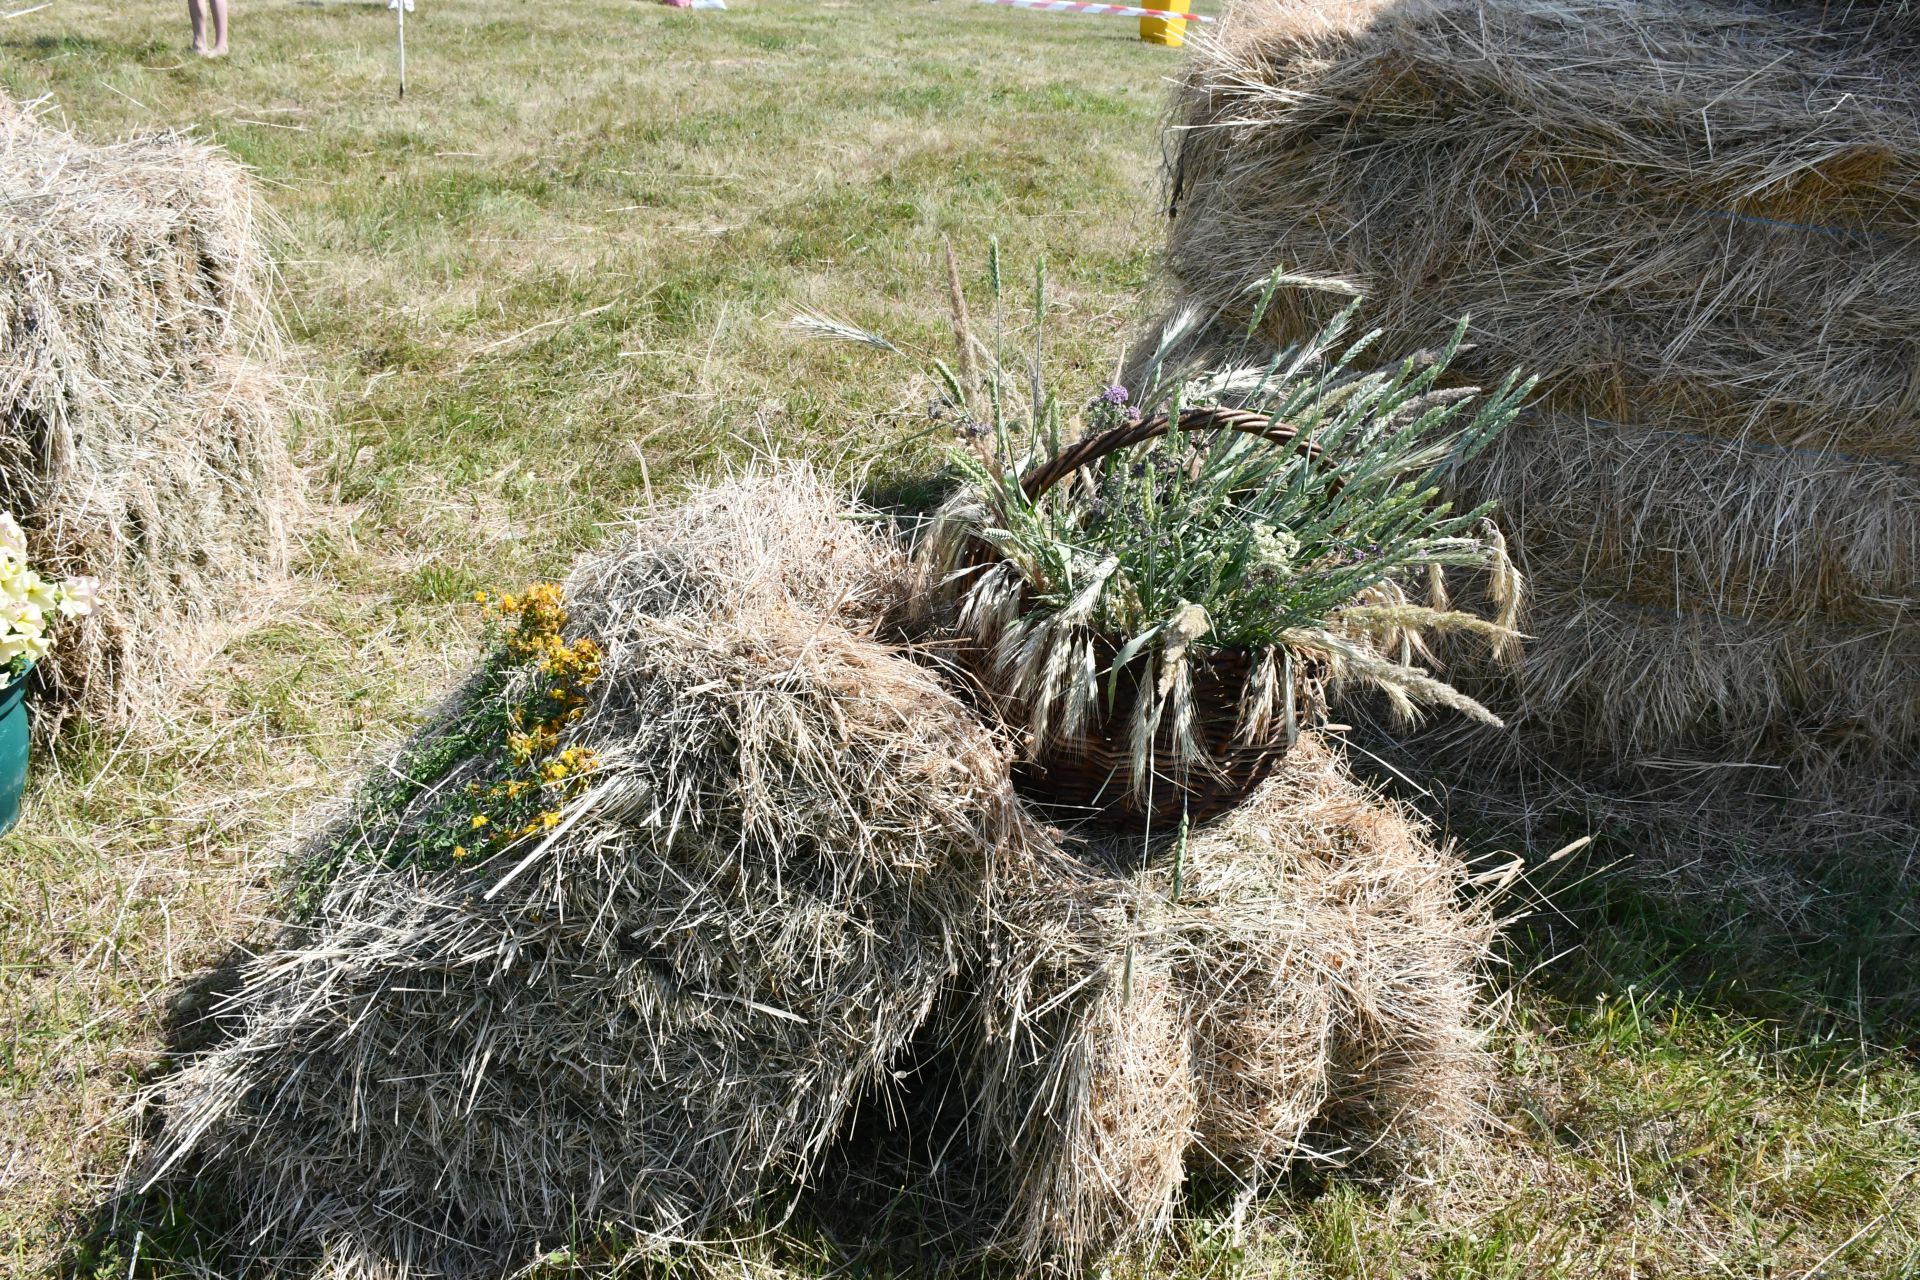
1159, 0, 1920, 787
0, 92, 298, 727
135, 470, 1047, 1277
972, 734, 1492, 1272
970, 874, 1201, 1267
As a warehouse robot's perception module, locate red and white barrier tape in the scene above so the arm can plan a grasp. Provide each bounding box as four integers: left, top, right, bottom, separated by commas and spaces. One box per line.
976, 0, 1211, 21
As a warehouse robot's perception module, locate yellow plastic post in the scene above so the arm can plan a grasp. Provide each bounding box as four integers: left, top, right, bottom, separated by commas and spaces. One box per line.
1139, 0, 1191, 47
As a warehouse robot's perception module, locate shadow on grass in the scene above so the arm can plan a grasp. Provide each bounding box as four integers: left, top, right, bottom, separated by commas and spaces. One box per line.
1350, 745, 1920, 1058
53, 940, 261, 1280
0, 34, 152, 62
59, 1179, 252, 1280
858, 464, 960, 532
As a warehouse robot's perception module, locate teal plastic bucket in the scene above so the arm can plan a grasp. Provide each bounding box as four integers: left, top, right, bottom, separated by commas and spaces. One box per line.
0, 666, 28, 838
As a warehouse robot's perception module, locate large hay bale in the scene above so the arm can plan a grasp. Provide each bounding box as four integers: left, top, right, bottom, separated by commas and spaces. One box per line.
0, 93, 298, 727
1159, 0, 1920, 791
135, 470, 1047, 1277
971, 734, 1493, 1272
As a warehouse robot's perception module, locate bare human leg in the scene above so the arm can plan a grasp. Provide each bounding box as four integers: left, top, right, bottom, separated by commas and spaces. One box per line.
188, 0, 230, 57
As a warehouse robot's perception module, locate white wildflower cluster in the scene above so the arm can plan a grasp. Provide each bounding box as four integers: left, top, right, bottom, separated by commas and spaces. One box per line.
1249, 523, 1301, 572
1, 514, 97, 674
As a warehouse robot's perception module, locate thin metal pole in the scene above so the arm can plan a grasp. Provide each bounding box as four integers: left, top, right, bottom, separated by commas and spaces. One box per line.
396, 1, 407, 100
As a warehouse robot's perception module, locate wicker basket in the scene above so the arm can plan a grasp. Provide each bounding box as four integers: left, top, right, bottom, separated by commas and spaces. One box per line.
956, 406, 1334, 830
1010, 643, 1330, 829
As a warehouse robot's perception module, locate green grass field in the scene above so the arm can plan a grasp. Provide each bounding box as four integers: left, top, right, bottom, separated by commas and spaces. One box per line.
2, 1, 1917, 1276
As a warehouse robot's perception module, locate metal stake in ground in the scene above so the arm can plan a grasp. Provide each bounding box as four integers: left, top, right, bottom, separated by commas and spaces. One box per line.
391, 0, 408, 100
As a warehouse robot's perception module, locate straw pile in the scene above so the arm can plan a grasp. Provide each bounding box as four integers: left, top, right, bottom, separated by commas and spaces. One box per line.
970, 734, 1491, 1273
131, 471, 1496, 1276
0, 92, 298, 727
134, 469, 1043, 1276
1158, 0, 1920, 792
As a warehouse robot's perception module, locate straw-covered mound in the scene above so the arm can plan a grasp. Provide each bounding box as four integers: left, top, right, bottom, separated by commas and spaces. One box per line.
134, 470, 1044, 1276
1159, 0, 1920, 791
970, 735, 1491, 1272
0, 92, 298, 727
132, 471, 1496, 1276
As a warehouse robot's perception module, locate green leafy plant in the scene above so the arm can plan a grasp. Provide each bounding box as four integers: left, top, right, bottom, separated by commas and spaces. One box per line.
798, 247, 1534, 796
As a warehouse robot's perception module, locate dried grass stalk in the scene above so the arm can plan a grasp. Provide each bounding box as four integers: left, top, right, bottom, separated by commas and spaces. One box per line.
1457, 586, 1920, 777
0, 92, 300, 727
1454, 417, 1919, 627
1165, 0, 1920, 458
1160, 0, 1920, 781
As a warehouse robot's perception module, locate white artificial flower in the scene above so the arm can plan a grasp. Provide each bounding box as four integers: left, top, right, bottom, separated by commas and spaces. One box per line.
4, 601, 45, 638
0, 526, 93, 663
58, 575, 99, 617
0, 599, 42, 662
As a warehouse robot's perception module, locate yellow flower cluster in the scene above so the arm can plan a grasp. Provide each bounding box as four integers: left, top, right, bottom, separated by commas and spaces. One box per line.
540, 744, 598, 785
451, 583, 604, 863
479, 584, 599, 670
507, 720, 562, 764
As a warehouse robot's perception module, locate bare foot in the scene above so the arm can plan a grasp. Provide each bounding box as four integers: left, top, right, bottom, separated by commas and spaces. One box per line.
209, 42, 227, 56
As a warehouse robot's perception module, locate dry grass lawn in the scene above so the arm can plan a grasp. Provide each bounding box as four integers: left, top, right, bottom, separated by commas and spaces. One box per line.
2, 2, 1917, 1277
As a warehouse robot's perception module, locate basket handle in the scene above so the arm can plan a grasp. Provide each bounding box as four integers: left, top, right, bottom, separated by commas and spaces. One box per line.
1017, 406, 1325, 500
